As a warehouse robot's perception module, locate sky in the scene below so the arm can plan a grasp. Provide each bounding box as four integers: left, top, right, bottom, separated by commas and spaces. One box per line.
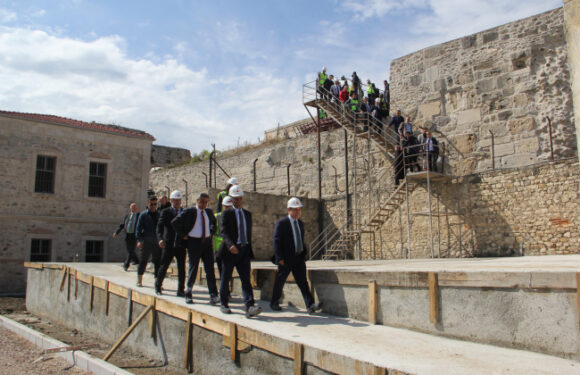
0, 0, 563, 154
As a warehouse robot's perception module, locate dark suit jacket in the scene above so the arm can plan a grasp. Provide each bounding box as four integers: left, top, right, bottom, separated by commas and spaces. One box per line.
171, 206, 216, 247
136, 209, 159, 244
156, 207, 181, 247
217, 208, 253, 260
115, 212, 140, 239
273, 216, 307, 266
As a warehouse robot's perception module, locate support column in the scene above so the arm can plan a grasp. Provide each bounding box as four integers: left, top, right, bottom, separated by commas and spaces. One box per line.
563, 0, 580, 165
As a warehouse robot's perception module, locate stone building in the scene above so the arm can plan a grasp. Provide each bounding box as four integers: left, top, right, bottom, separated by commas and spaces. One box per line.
0, 110, 154, 294
151, 6, 578, 261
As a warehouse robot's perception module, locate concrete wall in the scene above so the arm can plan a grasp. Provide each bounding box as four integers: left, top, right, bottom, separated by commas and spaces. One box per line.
390, 7, 576, 174
0, 117, 152, 294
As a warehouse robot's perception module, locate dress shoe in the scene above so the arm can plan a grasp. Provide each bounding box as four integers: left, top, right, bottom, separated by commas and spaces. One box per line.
136, 275, 143, 287
245, 305, 262, 318
185, 293, 194, 304
209, 296, 220, 305
270, 304, 282, 311
176, 290, 185, 297
155, 288, 162, 296
307, 302, 323, 314
123, 264, 129, 272
220, 306, 232, 314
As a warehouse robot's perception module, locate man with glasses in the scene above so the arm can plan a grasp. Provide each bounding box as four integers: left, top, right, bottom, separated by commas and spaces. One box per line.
135, 196, 161, 287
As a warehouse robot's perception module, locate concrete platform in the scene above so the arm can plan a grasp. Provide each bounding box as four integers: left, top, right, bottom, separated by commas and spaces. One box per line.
24, 257, 580, 374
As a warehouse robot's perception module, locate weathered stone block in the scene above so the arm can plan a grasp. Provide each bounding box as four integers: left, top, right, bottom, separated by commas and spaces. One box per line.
457, 108, 481, 124
495, 142, 515, 157
513, 93, 529, 107
418, 101, 441, 120
508, 117, 535, 134
500, 153, 536, 168
516, 137, 540, 153
450, 134, 477, 154
483, 32, 499, 43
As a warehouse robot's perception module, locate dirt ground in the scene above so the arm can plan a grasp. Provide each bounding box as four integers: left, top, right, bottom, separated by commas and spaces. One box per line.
0, 297, 187, 375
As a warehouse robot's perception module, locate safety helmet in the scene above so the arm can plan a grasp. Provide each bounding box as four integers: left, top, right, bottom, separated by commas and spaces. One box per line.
227, 177, 238, 185
287, 197, 304, 209
170, 190, 183, 200
222, 196, 233, 207
322, 66, 327, 72
375, 98, 381, 103
229, 185, 244, 197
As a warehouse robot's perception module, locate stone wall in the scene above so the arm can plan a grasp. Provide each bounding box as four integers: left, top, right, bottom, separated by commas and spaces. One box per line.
151, 144, 191, 168
367, 158, 579, 259
0, 116, 152, 293
390, 7, 576, 174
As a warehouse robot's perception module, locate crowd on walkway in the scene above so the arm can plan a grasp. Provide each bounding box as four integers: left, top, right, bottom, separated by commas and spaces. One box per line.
317, 67, 442, 184
113, 177, 322, 319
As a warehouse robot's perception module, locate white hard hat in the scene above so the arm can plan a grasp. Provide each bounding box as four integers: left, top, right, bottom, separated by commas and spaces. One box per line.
170, 190, 183, 200
322, 66, 326, 71
222, 196, 233, 207
375, 98, 381, 103
229, 185, 244, 197
227, 177, 238, 185
287, 197, 304, 209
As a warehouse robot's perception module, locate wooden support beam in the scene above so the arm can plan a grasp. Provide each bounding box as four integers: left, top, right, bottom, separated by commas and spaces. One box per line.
373, 366, 387, 375
184, 311, 192, 372
103, 305, 154, 362
229, 322, 237, 362
293, 343, 304, 375
429, 272, 440, 324
250, 269, 258, 288
576, 273, 580, 332
59, 267, 67, 291
66, 267, 71, 302
89, 276, 94, 312
74, 270, 78, 299
104, 281, 109, 316
149, 298, 157, 338
127, 289, 133, 326
368, 280, 378, 324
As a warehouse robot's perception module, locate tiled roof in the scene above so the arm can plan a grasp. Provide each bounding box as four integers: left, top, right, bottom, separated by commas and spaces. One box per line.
0, 110, 155, 140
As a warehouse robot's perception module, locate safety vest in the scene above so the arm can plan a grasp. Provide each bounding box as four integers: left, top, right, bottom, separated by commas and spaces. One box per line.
213, 212, 223, 252
367, 84, 375, 95
318, 72, 328, 85
350, 99, 359, 112
319, 109, 327, 119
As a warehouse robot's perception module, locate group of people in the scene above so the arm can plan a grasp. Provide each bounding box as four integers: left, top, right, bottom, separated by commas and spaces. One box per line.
113, 177, 322, 318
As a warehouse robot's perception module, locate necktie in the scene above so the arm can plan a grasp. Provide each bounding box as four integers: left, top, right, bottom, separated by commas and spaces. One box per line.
293, 219, 303, 254
238, 210, 247, 245
201, 210, 206, 243
127, 214, 134, 233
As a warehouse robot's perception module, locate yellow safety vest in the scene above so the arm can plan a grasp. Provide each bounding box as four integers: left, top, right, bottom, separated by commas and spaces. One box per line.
318, 72, 328, 85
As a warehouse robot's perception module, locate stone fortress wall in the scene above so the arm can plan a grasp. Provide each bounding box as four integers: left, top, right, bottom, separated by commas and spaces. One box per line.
151, 7, 579, 260
151, 144, 191, 168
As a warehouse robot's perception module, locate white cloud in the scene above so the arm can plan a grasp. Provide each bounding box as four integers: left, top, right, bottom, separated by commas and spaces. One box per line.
0, 8, 17, 23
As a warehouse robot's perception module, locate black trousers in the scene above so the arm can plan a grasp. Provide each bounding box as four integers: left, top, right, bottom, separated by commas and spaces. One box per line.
137, 241, 161, 277
271, 259, 314, 308
425, 153, 438, 172
220, 245, 254, 308
155, 245, 186, 292
185, 238, 218, 297
123, 234, 139, 268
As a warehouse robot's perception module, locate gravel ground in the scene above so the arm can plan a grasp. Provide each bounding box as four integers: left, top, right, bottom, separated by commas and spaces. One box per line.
0, 297, 186, 375
0, 326, 91, 375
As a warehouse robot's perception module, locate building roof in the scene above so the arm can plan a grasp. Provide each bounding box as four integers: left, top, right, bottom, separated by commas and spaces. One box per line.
0, 110, 155, 140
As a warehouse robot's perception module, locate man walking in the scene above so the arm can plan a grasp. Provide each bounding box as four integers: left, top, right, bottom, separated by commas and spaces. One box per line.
172, 193, 219, 305
270, 198, 322, 314
217, 185, 261, 318
135, 196, 162, 287
113, 202, 140, 271
155, 190, 186, 296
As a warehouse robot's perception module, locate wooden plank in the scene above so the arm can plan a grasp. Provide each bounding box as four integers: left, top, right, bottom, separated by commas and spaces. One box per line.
155, 298, 190, 321
26, 262, 44, 270
184, 311, 192, 372
133, 291, 155, 306
93, 276, 106, 289
127, 289, 133, 326
66, 267, 71, 302
103, 305, 153, 362
190, 310, 229, 336
229, 322, 237, 361
149, 299, 156, 338
429, 272, 440, 324
294, 343, 304, 375
368, 280, 378, 324
108, 283, 128, 298
577, 273, 580, 333
250, 269, 258, 288
237, 326, 293, 358
89, 276, 94, 312
76, 271, 93, 284
104, 281, 110, 316
74, 270, 78, 299
59, 267, 67, 291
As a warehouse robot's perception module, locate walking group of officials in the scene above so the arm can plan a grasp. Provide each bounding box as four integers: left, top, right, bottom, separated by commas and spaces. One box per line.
113, 178, 321, 318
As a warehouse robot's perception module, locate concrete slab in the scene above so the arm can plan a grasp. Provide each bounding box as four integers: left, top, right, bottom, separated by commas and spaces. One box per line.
25, 262, 580, 375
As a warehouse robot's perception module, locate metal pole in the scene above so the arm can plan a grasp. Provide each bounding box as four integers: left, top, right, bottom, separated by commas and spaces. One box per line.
165, 185, 170, 198
404, 151, 411, 259
182, 179, 188, 207
286, 164, 291, 195
489, 130, 495, 170
202, 172, 208, 188
344, 129, 351, 230
253, 158, 258, 192
317, 107, 323, 236
208, 152, 213, 188
212, 144, 217, 188
456, 179, 462, 257
436, 185, 441, 258
367, 130, 372, 217
547, 117, 554, 161
426, 152, 434, 259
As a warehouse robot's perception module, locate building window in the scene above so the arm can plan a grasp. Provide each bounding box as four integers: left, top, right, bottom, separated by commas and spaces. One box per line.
30, 239, 51, 262
88, 162, 107, 197
85, 240, 104, 262
34, 155, 56, 193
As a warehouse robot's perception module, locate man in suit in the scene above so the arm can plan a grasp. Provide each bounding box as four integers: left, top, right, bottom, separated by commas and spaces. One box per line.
113, 202, 140, 271
172, 193, 219, 305
423, 131, 440, 172
217, 185, 262, 318
270, 198, 322, 314
135, 196, 161, 287
155, 190, 185, 296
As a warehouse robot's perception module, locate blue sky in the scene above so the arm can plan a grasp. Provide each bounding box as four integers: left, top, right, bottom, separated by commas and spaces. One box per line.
0, 0, 562, 153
